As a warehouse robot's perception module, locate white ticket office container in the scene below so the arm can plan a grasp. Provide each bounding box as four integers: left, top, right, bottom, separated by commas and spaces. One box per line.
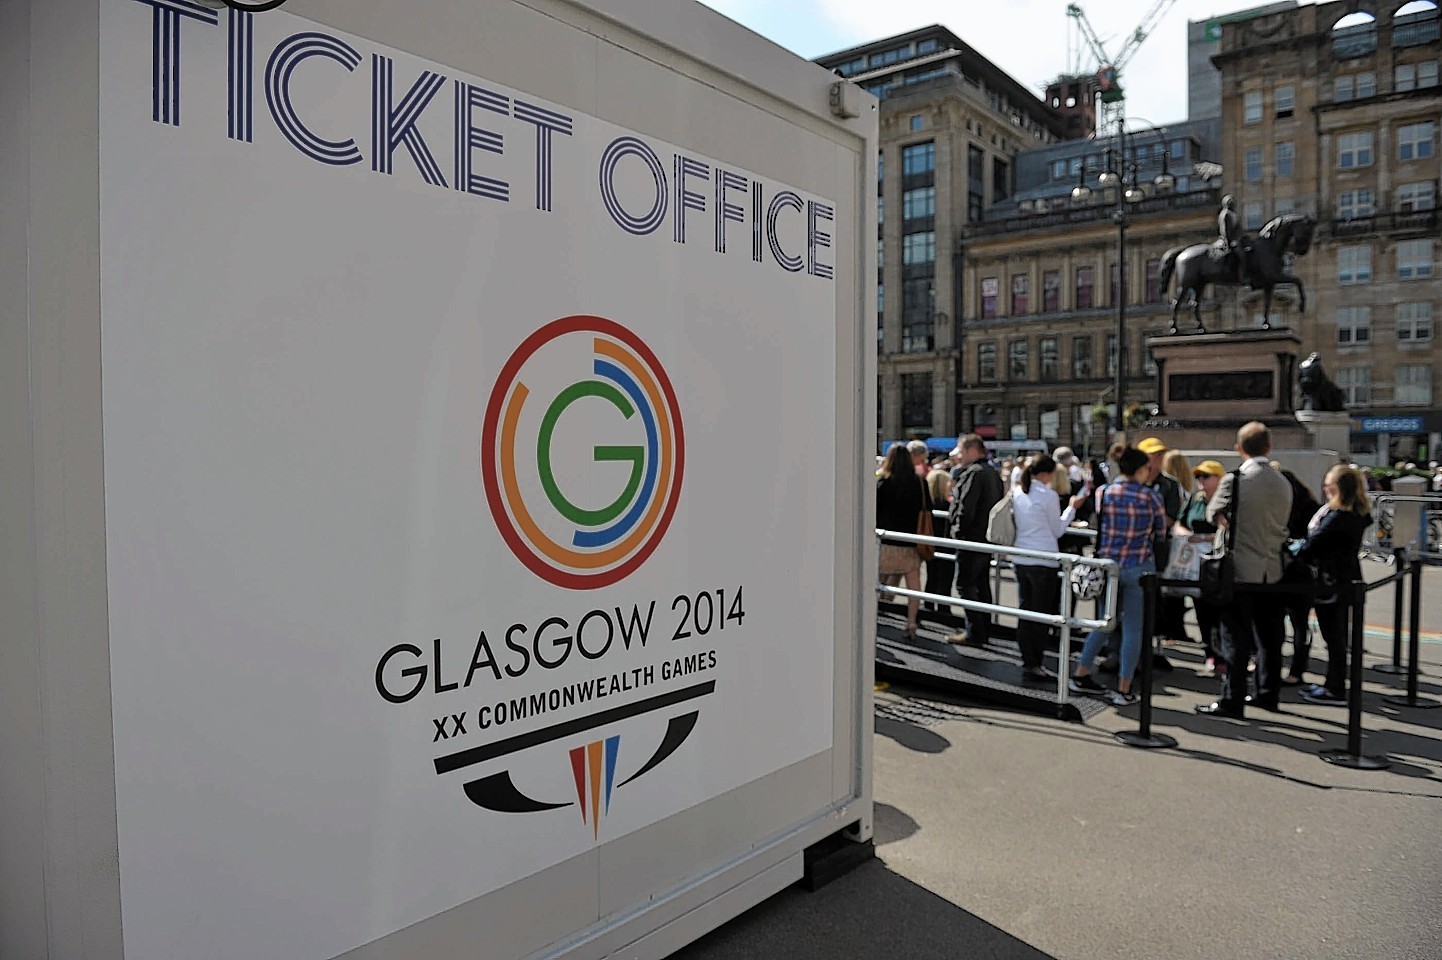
0, 0, 877, 957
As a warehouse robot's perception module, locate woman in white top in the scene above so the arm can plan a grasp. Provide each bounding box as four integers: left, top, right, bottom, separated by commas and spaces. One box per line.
1012, 455, 1090, 681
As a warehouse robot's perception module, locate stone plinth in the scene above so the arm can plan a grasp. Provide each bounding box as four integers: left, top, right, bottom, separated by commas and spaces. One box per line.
1149, 329, 1303, 423
1295, 409, 1351, 456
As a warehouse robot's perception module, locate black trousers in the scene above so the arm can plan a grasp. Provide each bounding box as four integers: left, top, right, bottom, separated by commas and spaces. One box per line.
1313, 601, 1351, 696
953, 549, 994, 643
1158, 595, 1190, 643
924, 556, 956, 610
1285, 595, 1313, 677
1217, 589, 1287, 708
1014, 565, 1060, 670
1193, 597, 1222, 661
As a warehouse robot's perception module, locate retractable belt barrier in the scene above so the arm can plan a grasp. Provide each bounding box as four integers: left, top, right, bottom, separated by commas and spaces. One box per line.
875, 529, 1119, 707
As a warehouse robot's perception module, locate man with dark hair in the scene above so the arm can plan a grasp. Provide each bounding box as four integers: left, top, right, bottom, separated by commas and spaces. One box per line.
947, 434, 1004, 646
1196, 421, 1294, 718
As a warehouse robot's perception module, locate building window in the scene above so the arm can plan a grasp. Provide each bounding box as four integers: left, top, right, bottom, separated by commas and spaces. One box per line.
1398, 122, 1435, 161
1397, 181, 1436, 212
1142, 330, 1161, 376
1105, 334, 1118, 377
1243, 90, 1263, 124
1275, 141, 1294, 177
877, 194, 884, 227
967, 191, 983, 223
1338, 245, 1372, 284
1337, 131, 1374, 168
1008, 339, 1029, 380
1334, 71, 1376, 100
901, 279, 934, 353
901, 141, 935, 176
902, 231, 935, 265
1011, 275, 1029, 315
980, 276, 998, 319
1337, 189, 1374, 220
1336, 367, 1370, 405
1395, 365, 1432, 406
1109, 261, 1120, 306
1040, 337, 1059, 380
1051, 159, 1067, 180
1072, 335, 1093, 378
1397, 302, 1433, 342
900, 372, 932, 431
1009, 405, 1027, 437
993, 157, 1010, 201
1076, 266, 1094, 309
909, 114, 925, 132
918, 38, 938, 54
1337, 305, 1372, 344
1396, 60, 1439, 91
1397, 239, 1434, 279
902, 186, 935, 220
877, 282, 884, 319
1274, 84, 1294, 118
1244, 201, 1264, 229
1145, 259, 1161, 302
1043, 269, 1060, 312
978, 341, 997, 381
877, 150, 884, 182
1244, 147, 1263, 181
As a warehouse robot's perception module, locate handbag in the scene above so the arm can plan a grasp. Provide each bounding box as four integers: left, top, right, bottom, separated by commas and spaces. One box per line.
1198, 469, 1240, 606
915, 478, 935, 561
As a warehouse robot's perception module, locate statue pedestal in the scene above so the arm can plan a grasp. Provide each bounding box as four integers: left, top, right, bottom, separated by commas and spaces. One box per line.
1295, 410, 1351, 457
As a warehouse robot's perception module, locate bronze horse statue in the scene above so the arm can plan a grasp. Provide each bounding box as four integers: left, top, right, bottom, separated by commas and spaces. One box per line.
1158, 214, 1316, 334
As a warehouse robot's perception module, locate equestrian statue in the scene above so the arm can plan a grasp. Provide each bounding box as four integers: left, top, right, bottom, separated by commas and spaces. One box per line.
1158, 196, 1316, 335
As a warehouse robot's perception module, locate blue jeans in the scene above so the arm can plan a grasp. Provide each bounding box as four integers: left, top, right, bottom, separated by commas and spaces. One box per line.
1078, 560, 1155, 682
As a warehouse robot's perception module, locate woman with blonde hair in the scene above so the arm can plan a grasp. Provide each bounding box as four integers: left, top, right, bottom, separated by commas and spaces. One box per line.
1163, 449, 1194, 496
1293, 465, 1373, 704
876, 443, 931, 637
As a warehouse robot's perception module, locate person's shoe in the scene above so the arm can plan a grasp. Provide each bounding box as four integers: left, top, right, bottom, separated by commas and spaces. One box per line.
1281, 675, 1305, 687
1022, 666, 1057, 682
1244, 695, 1281, 713
1104, 689, 1139, 707
1198, 658, 1217, 678
1300, 688, 1347, 705
1068, 674, 1107, 696
1194, 701, 1245, 719
945, 631, 969, 645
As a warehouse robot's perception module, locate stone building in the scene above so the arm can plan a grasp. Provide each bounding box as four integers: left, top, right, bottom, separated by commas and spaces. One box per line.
1213, 0, 1440, 460
959, 121, 1225, 456
814, 27, 1072, 447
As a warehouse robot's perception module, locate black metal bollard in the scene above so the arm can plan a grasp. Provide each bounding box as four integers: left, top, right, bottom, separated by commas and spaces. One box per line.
1374, 548, 1409, 675
1321, 580, 1390, 770
1116, 574, 1177, 750
1383, 554, 1441, 710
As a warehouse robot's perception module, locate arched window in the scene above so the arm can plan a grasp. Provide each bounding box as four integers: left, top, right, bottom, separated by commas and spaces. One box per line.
1393, 0, 1440, 47
1332, 11, 1379, 58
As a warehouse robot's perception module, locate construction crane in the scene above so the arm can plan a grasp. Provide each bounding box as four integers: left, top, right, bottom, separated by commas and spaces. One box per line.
1065, 0, 1180, 133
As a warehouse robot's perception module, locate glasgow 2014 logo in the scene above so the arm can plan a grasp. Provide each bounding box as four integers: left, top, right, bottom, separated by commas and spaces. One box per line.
481, 316, 684, 589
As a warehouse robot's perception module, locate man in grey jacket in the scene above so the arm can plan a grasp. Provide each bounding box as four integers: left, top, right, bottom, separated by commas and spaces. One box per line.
1196, 421, 1294, 718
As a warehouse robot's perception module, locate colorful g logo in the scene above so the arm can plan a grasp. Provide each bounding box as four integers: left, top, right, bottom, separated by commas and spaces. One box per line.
481, 316, 684, 589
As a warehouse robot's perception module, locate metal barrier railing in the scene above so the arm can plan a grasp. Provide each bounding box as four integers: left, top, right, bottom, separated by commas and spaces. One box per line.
1364, 493, 1442, 562
874, 528, 1119, 707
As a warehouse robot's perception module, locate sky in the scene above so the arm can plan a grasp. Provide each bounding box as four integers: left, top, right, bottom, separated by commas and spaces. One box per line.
695, 0, 1321, 129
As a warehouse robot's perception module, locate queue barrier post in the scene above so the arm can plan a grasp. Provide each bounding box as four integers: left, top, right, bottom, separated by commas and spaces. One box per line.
1320, 579, 1391, 770
1115, 573, 1177, 750
1373, 547, 1409, 675
1382, 552, 1441, 710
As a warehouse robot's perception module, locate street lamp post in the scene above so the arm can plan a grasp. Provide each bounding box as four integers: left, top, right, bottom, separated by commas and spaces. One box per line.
1073, 121, 1174, 440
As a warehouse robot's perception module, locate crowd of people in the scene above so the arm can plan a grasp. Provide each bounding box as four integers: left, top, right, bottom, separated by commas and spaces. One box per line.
876, 421, 1376, 715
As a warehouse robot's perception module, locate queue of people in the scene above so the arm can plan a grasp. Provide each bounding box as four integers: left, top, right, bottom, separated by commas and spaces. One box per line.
874, 420, 1376, 717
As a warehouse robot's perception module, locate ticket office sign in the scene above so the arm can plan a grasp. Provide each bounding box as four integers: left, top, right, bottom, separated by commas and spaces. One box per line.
100, 2, 840, 958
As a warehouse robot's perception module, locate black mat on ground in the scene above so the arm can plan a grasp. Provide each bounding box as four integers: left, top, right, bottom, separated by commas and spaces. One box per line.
875, 607, 1108, 723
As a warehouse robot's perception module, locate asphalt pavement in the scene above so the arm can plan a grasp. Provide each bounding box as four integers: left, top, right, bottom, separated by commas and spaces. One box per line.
672, 559, 1442, 960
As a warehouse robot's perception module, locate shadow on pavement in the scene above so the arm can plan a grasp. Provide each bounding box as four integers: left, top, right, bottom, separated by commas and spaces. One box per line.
873, 802, 920, 845
875, 715, 951, 754
668, 859, 1060, 960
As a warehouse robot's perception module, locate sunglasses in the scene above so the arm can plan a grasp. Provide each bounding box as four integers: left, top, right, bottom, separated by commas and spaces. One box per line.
1193, 472, 1218, 479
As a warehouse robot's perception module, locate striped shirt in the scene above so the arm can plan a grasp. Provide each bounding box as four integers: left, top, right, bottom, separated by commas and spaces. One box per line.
1096, 479, 1165, 569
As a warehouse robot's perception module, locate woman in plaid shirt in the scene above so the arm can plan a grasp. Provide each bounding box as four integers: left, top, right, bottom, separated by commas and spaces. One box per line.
1068, 447, 1166, 706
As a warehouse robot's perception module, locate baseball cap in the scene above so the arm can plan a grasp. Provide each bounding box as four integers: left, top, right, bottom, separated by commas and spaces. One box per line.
1136, 437, 1169, 455
1193, 460, 1226, 478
